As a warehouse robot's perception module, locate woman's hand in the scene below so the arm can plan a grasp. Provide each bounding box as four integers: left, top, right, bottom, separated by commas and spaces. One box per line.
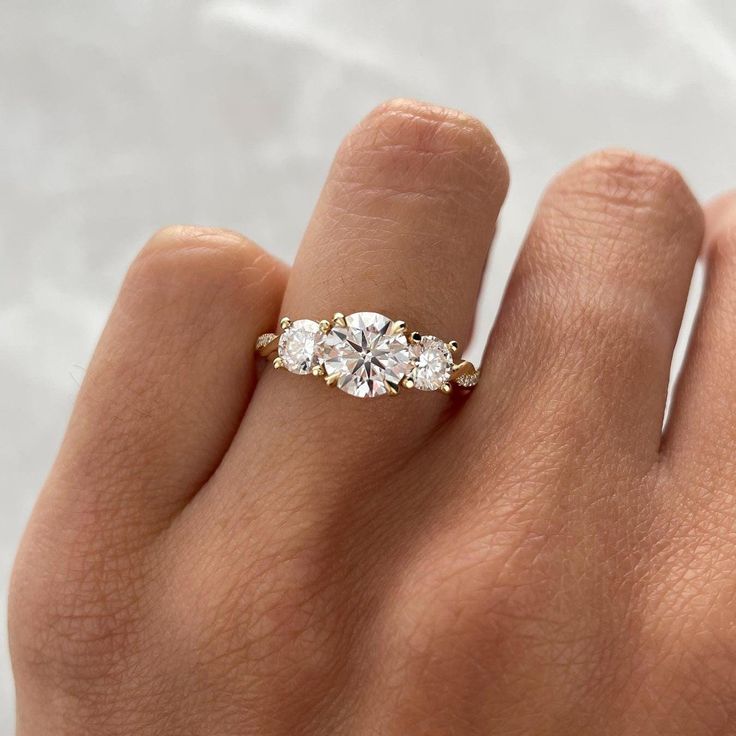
10, 99, 736, 735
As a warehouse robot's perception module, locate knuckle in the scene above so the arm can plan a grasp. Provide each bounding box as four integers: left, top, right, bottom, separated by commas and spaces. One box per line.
332, 98, 508, 204
139, 224, 251, 272
9, 536, 146, 685
124, 225, 286, 315
638, 543, 736, 723
642, 606, 736, 726
709, 219, 736, 265
383, 529, 603, 691
584, 148, 685, 187
723, 220, 736, 249
160, 538, 348, 717
548, 148, 698, 222
520, 149, 703, 342
705, 191, 736, 258
516, 270, 673, 370
362, 98, 500, 159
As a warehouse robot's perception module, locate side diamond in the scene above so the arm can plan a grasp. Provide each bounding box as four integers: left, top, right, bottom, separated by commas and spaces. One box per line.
410, 336, 452, 391
278, 320, 325, 374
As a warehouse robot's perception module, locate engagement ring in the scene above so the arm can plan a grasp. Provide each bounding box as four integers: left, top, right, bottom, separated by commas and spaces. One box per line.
256, 311, 480, 399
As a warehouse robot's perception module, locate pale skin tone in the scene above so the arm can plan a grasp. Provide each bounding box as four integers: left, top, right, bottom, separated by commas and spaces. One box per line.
9, 98, 736, 734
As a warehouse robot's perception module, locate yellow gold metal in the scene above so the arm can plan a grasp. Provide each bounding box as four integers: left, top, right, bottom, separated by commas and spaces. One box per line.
409, 331, 421, 343
451, 360, 476, 380
312, 365, 325, 377
256, 334, 279, 358
279, 317, 291, 330
401, 377, 415, 389
325, 372, 340, 387
450, 359, 480, 389
273, 357, 284, 370
385, 380, 399, 396
448, 340, 459, 353
390, 320, 407, 335
333, 312, 347, 327
440, 383, 452, 395
319, 319, 331, 334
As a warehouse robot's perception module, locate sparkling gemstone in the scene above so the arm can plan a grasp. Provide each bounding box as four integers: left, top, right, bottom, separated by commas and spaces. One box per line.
255, 332, 278, 351
278, 319, 325, 374
410, 335, 453, 391
455, 370, 480, 388
323, 312, 412, 398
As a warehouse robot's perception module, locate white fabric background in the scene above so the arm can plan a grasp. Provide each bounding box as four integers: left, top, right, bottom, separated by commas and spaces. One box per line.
1, 0, 735, 727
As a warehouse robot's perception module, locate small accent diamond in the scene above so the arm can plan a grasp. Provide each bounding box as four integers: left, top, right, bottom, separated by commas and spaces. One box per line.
278, 320, 325, 375
410, 335, 452, 391
256, 333, 278, 350
455, 371, 480, 388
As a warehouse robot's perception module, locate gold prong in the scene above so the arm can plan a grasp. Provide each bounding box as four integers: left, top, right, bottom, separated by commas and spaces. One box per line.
391, 320, 407, 335
279, 317, 291, 330
451, 360, 476, 380
333, 312, 347, 327
385, 380, 399, 396
448, 340, 459, 353
440, 383, 452, 395
319, 319, 331, 334
311, 365, 325, 377
273, 357, 284, 370
409, 331, 421, 343
325, 372, 340, 387
401, 377, 415, 389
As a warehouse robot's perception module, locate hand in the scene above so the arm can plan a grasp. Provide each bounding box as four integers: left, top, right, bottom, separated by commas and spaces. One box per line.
10, 99, 736, 735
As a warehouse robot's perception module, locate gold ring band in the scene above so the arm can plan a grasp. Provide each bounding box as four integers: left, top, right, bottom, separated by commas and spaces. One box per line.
256, 311, 479, 399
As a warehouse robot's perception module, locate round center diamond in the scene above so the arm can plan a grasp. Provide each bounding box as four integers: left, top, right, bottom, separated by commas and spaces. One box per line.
278, 319, 324, 374
410, 335, 453, 391
323, 312, 412, 398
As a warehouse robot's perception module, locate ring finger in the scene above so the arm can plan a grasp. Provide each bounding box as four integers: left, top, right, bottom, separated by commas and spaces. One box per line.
219, 98, 509, 495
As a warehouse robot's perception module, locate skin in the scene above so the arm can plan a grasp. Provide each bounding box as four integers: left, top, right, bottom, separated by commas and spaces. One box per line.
9, 98, 736, 735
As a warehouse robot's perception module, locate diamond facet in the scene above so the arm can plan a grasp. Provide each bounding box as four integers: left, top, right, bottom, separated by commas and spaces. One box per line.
323, 312, 412, 398
278, 320, 325, 375
410, 335, 453, 391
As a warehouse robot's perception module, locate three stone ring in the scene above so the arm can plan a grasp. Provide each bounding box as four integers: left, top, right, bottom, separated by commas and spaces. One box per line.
255, 311, 480, 399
